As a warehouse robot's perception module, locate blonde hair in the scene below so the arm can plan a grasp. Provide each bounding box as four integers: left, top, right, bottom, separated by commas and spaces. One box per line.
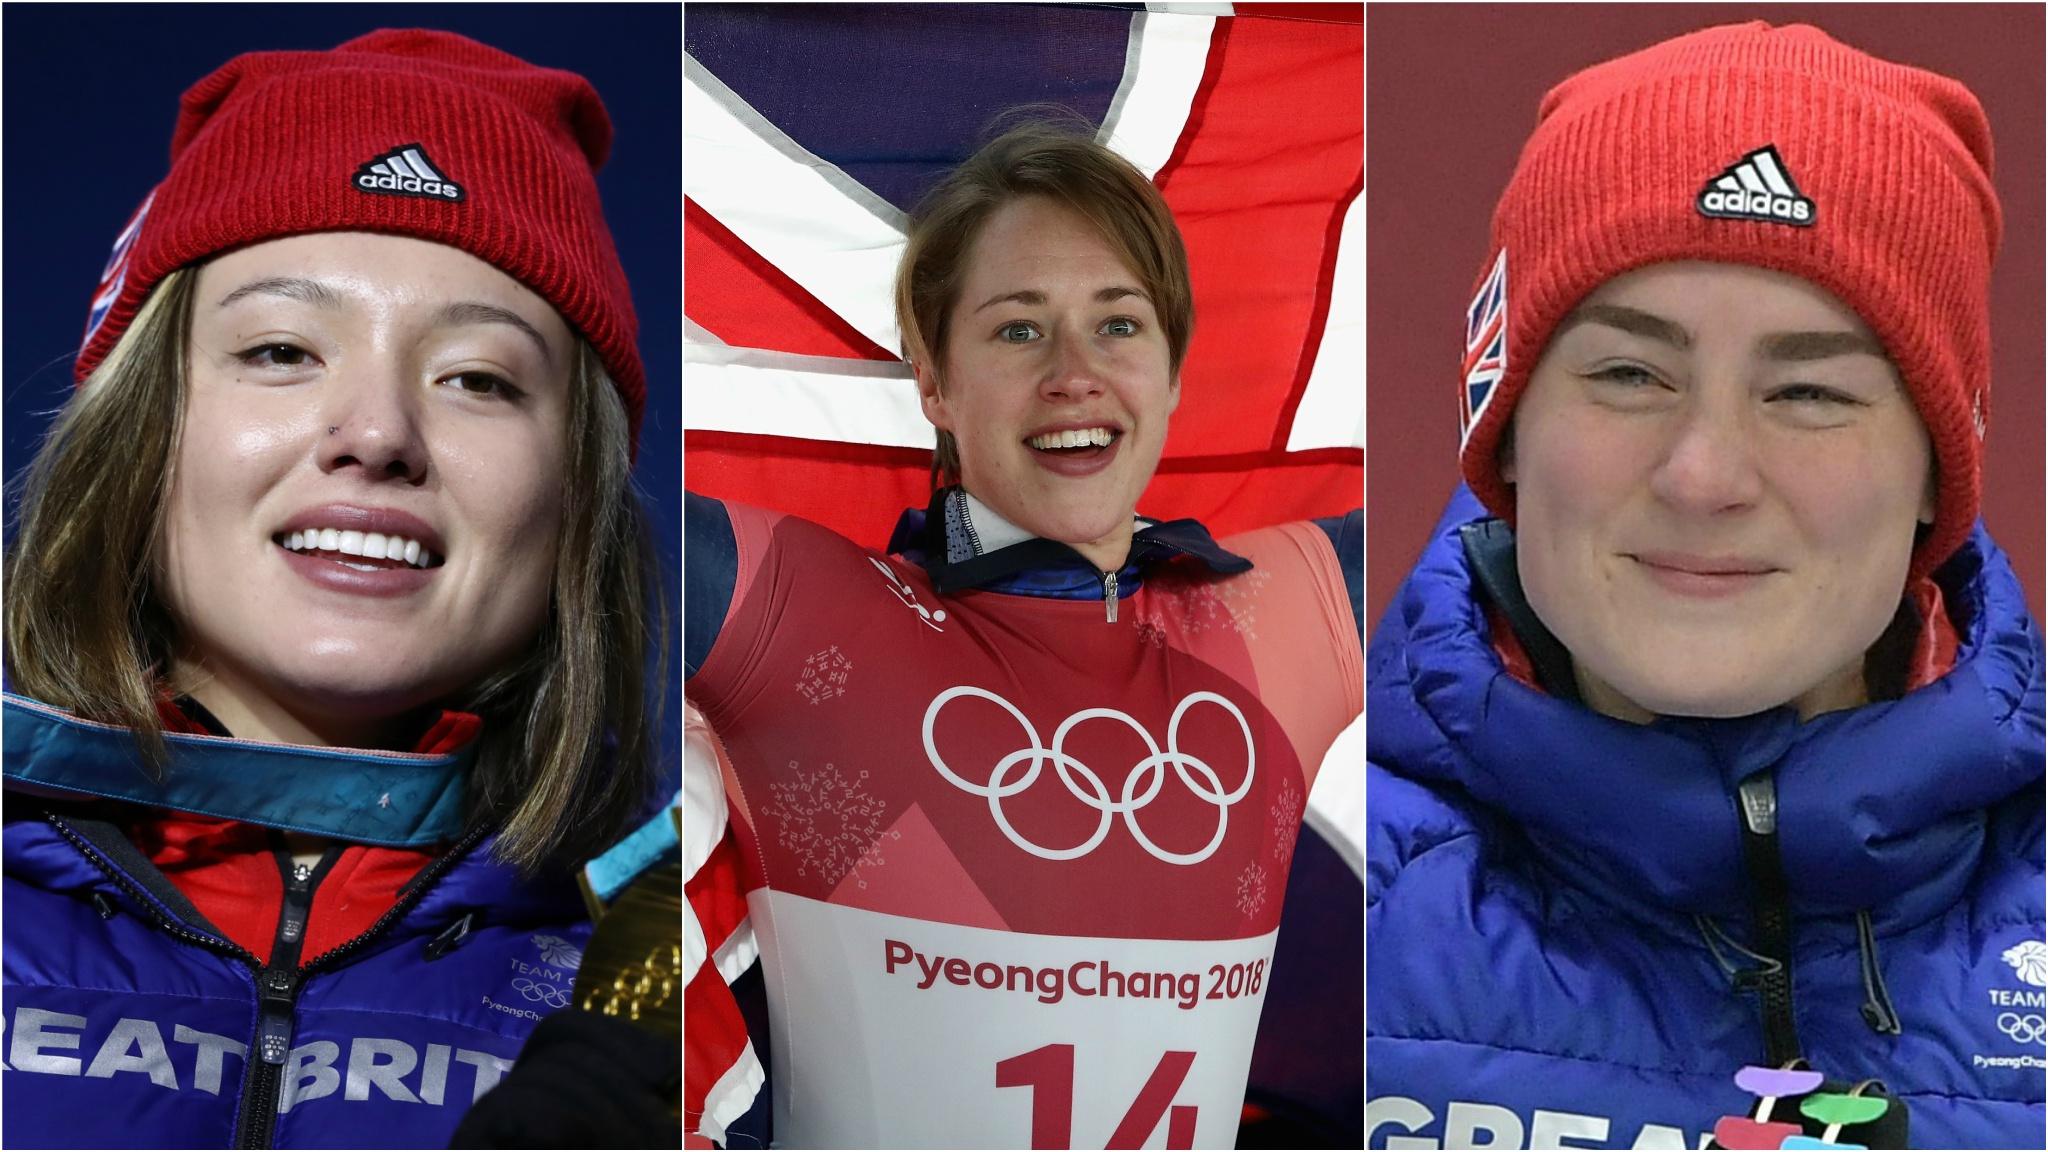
893, 118, 1194, 485
5, 267, 665, 871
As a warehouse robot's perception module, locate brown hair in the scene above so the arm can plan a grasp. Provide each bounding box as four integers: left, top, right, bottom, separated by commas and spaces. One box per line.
893, 117, 1194, 485
4, 268, 666, 872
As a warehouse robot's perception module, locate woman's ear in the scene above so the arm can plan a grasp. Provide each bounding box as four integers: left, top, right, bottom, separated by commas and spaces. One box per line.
1498, 425, 1517, 484
1919, 461, 1938, 526
914, 360, 951, 431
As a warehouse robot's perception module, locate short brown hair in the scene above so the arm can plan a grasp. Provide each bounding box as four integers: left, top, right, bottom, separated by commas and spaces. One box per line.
893, 117, 1194, 485
4, 268, 666, 872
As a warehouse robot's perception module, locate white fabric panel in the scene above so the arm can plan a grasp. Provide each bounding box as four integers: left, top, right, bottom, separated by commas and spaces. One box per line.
684, 344, 933, 449
1304, 713, 1363, 881
1099, 11, 1217, 180
685, 61, 907, 355
1287, 190, 1365, 451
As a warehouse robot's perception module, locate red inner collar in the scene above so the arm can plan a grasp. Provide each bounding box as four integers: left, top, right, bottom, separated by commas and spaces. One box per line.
129, 698, 480, 964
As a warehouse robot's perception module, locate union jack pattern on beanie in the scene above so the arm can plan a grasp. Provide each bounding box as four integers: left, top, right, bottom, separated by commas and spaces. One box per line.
1457, 22, 2000, 579
76, 29, 645, 447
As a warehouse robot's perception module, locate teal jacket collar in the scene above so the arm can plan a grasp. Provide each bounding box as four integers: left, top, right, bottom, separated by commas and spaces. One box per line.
2, 693, 470, 847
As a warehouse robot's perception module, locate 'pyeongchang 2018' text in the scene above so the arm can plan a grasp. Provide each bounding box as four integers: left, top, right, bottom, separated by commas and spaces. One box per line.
882, 938, 1267, 1011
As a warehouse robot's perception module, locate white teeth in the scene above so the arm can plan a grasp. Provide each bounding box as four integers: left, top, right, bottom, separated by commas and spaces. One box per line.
278, 527, 439, 569
1028, 427, 1115, 450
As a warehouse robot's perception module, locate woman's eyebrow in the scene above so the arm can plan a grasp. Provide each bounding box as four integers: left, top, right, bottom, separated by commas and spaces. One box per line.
216, 277, 343, 310
973, 285, 1149, 313
1553, 303, 1691, 349
1555, 304, 1884, 362
435, 301, 554, 364
1758, 330, 1886, 361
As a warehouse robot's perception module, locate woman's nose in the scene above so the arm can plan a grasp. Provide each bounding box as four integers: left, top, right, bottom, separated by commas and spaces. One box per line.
315, 372, 429, 482
1040, 334, 1107, 403
1647, 399, 1764, 515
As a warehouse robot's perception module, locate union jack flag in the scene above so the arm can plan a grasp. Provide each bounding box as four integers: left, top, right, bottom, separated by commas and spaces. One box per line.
684, 4, 1361, 1145
684, 2, 1362, 546
1460, 247, 1507, 442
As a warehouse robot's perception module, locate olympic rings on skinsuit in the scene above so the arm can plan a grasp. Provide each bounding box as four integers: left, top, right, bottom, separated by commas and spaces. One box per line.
923, 685, 1255, 865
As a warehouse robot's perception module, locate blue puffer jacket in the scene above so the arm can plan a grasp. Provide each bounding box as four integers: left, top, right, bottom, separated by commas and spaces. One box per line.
2, 711, 592, 1149
1367, 489, 2045, 1150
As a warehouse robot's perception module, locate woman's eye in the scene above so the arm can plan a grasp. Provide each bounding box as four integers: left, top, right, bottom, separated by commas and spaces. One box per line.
1586, 363, 1661, 387
236, 343, 313, 368
999, 322, 1040, 344
1100, 317, 1140, 337
1771, 383, 1862, 407
444, 372, 520, 398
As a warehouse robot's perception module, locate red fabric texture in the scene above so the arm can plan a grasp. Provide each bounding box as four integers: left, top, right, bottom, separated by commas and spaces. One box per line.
75, 29, 644, 443
1905, 577, 1961, 692
130, 705, 476, 964
1455, 22, 2001, 581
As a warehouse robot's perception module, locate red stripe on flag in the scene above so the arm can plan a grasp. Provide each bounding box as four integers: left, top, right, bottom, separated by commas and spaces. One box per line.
685, 960, 754, 1133
1271, 171, 1362, 452
688, 830, 754, 955
685, 198, 897, 361
1234, 3, 1364, 24
1155, 12, 1363, 458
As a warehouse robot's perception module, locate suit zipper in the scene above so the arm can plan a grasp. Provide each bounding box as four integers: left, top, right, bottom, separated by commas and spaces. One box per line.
1101, 569, 1118, 623
46, 813, 489, 1149
1735, 773, 1803, 1065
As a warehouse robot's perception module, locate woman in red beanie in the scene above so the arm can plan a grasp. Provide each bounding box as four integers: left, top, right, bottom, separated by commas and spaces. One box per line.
2, 30, 670, 1149
1367, 22, 2041, 1151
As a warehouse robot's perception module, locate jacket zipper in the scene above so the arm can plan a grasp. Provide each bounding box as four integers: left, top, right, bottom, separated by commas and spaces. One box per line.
1100, 569, 1118, 623
1734, 773, 1803, 1065
46, 813, 488, 1149
233, 850, 327, 1150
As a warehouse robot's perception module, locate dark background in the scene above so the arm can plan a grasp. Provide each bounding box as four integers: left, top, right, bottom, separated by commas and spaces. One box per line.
2, 4, 682, 779
1367, 3, 2046, 630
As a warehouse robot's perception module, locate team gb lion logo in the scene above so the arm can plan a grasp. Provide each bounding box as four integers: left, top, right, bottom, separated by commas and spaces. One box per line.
531, 933, 584, 971
2001, 940, 2048, 988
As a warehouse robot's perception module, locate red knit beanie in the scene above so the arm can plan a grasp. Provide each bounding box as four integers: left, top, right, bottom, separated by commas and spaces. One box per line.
78, 29, 645, 445
1457, 22, 2001, 578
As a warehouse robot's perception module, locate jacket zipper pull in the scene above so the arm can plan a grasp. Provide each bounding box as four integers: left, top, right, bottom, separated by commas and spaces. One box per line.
1102, 569, 1118, 623
255, 968, 297, 1065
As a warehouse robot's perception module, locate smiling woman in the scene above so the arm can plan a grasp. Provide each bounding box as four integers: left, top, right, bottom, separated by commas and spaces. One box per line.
1366, 22, 2043, 1152
684, 118, 1362, 1149
1, 29, 670, 1151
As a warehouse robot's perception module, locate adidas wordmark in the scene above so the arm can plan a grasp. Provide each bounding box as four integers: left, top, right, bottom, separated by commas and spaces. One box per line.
1697, 145, 1813, 226
353, 145, 465, 202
